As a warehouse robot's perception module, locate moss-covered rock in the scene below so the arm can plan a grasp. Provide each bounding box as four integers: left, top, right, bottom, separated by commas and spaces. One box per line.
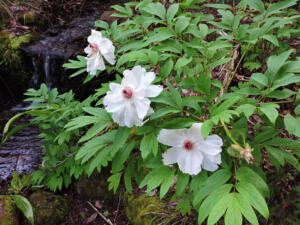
75, 169, 115, 200
0, 31, 36, 106
28, 191, 69, 225
0, 195, 19, 225
124, 193, 177, 225
18, 12, 38, 25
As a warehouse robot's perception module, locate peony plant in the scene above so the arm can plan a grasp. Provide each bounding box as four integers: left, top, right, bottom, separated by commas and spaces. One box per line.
3, 0, 300, 224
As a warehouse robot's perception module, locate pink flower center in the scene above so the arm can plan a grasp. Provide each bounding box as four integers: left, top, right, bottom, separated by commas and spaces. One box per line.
90, 43, 99, 52
183, 140, 194, 151
122, 87, 133, 99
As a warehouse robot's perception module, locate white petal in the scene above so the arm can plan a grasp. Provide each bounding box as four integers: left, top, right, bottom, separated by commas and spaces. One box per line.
205, 135, 223, 147
177, 150, 203, 175
186, 123, 204, 143
134, 98, 150, 119
202, 154, 221, 171
145, 85, 163, 98
104, 99, 125, 112
124, 103, 139, 127
112, 107, 126, 126
162, 147, 180, 165
157, 129, 186, 147
86, 53, 105, 74
99, 38, 116, 65
146, 107, 154, 116
122, 69, 139, 89
88, 29, 102, 44
84, 46, 92, 56
141, 71, 156, 86
109, 83, 122, 93
197, 142, 222, 155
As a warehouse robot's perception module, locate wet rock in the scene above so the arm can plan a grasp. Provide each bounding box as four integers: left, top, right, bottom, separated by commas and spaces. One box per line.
124, 193, 171, 225
28, 191, 69, 225
0, 195, 19, 225
0, 106, 43, 180
18, 12, 38, 25
75, 170, 115, 200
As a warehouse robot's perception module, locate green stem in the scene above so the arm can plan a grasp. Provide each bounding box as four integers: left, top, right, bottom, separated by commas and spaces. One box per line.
220, 119, 239, 146
182, 109, 204, 122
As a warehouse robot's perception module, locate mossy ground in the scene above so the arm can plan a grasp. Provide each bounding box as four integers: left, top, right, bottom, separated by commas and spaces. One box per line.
28, 191, 69, 225
124, 193, 178, 225
0, 195, 19, 225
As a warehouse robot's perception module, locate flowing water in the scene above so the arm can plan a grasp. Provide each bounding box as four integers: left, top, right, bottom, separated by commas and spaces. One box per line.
0, 0, 127, 180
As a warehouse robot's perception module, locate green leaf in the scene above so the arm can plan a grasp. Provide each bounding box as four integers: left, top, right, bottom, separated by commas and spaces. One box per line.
284, 114, 300, 137
75, 131, 116, 162
175, 171, 189, 197
142, 2, 166, 20
174, 56, 192, 71
160, 169, 175, 199
236, 167, 269, 198
117, 50, 148, 68
167, 84, 183, 109
198, 24, 209, 39
78, 122, 109, 143
150, 107, 180, 120
166, 3, 179, 23
148, 49, 159, 65
207, 193, 231, 225
201, 120, 213, 139
260, 103, 279, 125
204, 3, 232, 9
250, 73, 268, 88
197, 184, 233, 224
139, 165, 174, 197
160, 58, 174, 78
236, 181, 269, 219
247, 0, 265, 13
224, 193, 242, 225
13, 195, 34, 225
108, 173, 122, 193
236, 193, 259, 225
65, 116, 100, 131
112, 141, 135, 173
267, 50, 293, 75
267, 0, 297, 15
266, 89, 295, 99
262, 34, 279, 47
3, 112, 26, 136
158, 118, 195, 129
145, 29, 174, 45
124, 158, 134, 193
295, 104, 300, 115
94, 20, 109, 29
193, 169, 232, 207
175, 16, 191, 33
236, 104, 256, 119
140, 133, 159, 158
265, 146, 285, 170
176, 196, 191, 216
111, 127, 131, 156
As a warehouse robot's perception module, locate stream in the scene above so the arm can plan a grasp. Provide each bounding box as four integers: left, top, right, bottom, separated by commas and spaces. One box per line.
0, 0, 127, 181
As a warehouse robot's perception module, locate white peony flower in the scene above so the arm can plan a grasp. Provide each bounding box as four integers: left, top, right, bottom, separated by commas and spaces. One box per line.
103, 66, 163, 127
157, 123, 223, 175
84, 29, 116, 75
